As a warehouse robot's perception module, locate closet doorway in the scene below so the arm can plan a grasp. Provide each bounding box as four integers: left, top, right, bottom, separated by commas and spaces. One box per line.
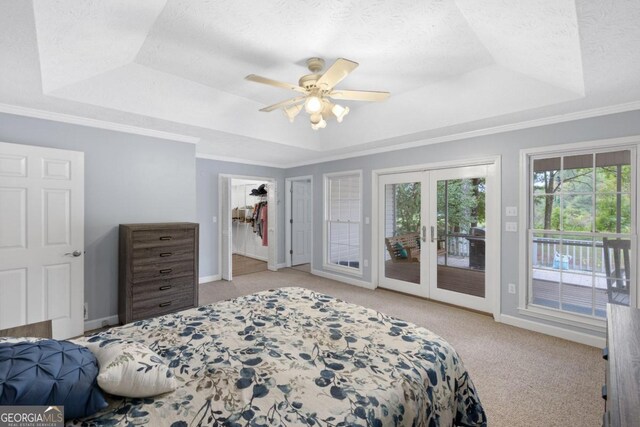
285, 176, 313, 271
219, 175, 277, 281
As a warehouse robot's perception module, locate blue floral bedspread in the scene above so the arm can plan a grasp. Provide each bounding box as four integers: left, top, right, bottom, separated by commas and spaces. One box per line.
71, 287, 486, 426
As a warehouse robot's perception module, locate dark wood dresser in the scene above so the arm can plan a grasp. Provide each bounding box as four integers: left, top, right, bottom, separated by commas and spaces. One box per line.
603, 304, 640, 426
119, 223, 199, 324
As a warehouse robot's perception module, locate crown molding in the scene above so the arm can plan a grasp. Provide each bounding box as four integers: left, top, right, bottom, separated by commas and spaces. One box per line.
2, 99, 639, 167
0, 103, 200, 144
196, 152, 284, 168
282, 100, 640, 168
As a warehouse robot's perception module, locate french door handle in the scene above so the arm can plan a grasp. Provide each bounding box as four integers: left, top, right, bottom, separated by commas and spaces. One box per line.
430, 226, 436, 243
421, 226, 427, 243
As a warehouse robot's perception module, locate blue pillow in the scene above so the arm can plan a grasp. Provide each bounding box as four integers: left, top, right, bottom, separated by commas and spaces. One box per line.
0, 339, 107, 420
393, 242, 408, 259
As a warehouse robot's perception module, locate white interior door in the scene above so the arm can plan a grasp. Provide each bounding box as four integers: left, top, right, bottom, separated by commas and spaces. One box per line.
220, 176, 232, 281
0, 141, 84, 339
291, 180, 312, 265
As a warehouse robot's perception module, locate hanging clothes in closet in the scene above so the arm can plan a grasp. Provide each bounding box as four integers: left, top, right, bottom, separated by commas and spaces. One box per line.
260, 203, 268, 246
252, 201, 268, 246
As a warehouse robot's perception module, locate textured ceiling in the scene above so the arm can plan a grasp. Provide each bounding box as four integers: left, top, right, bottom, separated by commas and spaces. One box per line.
1, 0, 639, 166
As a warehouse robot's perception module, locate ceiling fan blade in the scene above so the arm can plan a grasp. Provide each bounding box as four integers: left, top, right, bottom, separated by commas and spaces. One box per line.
245, 74, 307, 93
316, 58, 359, 90
259, 96, 306, 112
329, 89, 390, 102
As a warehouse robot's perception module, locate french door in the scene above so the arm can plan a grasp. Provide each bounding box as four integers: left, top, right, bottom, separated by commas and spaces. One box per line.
378, 164, 496, 313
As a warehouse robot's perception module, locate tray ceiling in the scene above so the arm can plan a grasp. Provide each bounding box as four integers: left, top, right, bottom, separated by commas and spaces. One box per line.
1, 0, 639, 166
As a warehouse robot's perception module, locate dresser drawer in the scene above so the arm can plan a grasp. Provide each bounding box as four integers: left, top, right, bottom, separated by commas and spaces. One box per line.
132, 260, 194, 283
132, 229, 195, 249
132, 276, 194, 301
132, 244, 194, 266
131, 291, 195, 321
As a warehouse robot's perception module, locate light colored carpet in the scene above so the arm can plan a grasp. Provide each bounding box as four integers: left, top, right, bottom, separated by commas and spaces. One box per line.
199, 268, 604, 427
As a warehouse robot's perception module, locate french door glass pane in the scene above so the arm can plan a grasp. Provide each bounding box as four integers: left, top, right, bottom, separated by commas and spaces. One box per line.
436, 178, 485, 297
383, 182, 420, 284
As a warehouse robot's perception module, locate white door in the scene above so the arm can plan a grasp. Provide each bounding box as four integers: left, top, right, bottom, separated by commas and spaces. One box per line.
378, 172, 429, 297
0, 141, 84, 339
220, 176, 232, 281
291, 180, 312, 265
378, 165, 496, 313
428, 165, 495, 313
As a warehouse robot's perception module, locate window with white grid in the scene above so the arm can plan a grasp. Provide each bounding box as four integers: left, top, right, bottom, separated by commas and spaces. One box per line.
527, 148, 636, 319
324, 171, 362, 274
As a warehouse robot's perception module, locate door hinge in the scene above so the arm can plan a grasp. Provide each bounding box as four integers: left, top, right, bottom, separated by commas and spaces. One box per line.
289, 250, 293, 255
290, 219, 293, 224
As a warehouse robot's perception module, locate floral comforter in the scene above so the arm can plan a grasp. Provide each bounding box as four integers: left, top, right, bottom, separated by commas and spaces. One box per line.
71, 287, 486, 426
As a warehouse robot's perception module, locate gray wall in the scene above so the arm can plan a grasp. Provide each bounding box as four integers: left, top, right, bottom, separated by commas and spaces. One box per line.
285, 109, 640, 336
196, 158, 286, 278
0, 112, 196, 322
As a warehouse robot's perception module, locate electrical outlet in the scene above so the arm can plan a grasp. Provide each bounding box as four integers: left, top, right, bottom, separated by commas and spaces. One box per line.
508, 283, 516, 294
363, 259, 369, 268
505, 222, 518, 232
212, 216, 217, 223
84, 302, 88, 320
506, 206, 518, 217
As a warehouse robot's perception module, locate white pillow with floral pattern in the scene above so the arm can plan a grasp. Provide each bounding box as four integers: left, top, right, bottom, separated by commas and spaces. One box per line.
83, 340, 177, 398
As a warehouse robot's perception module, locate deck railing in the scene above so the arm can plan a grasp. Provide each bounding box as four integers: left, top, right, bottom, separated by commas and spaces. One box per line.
532, 237, 607, 274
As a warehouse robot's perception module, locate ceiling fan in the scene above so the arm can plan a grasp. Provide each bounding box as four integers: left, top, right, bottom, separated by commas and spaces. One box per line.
245, 58, 390, 130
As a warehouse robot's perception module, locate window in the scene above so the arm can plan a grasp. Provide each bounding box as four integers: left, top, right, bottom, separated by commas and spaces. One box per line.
324, 171, 362, 274
526, 148, 635, 319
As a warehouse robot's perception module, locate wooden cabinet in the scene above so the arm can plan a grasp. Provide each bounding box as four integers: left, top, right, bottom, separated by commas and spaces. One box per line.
119, 223, 199, 324
603, 304, 640, 427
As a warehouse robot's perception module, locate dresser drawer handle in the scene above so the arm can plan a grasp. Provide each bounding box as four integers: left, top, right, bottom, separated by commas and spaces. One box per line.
159, 268, 173, 274
602, 347, 608, 360
159, 236, 172, 241
159, 301, 172, 308
159, 285, 172, 291
601, 385, 607, 400
159, 252, 173, 257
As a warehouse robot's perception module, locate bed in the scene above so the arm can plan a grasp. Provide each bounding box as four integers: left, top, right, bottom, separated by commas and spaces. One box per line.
71, 287, 486, 426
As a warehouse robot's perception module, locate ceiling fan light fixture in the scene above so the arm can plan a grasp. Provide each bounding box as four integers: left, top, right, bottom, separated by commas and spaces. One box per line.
332, 104, 350, 123
247, 57, 389, 130
311, 118, 327, 130
309, 113, 322, 125
283, 104, 303, 122
304, 95, 323, 114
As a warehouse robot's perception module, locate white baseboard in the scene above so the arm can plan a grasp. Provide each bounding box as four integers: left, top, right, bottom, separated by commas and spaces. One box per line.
499, 314, 605, 348
84, 315, 119, 332
199, 274, 221, 284
276, 263, 287, 269
311, 268, 375, 290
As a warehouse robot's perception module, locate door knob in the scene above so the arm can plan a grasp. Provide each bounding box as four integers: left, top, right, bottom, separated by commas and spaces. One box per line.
65, 250, 82, 257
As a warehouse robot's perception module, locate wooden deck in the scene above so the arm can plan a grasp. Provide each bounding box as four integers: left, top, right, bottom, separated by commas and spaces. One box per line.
384, 261, 485, 297
437, 265, 485, 297
532, 279, 609, 317
384, 260, 419, 284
